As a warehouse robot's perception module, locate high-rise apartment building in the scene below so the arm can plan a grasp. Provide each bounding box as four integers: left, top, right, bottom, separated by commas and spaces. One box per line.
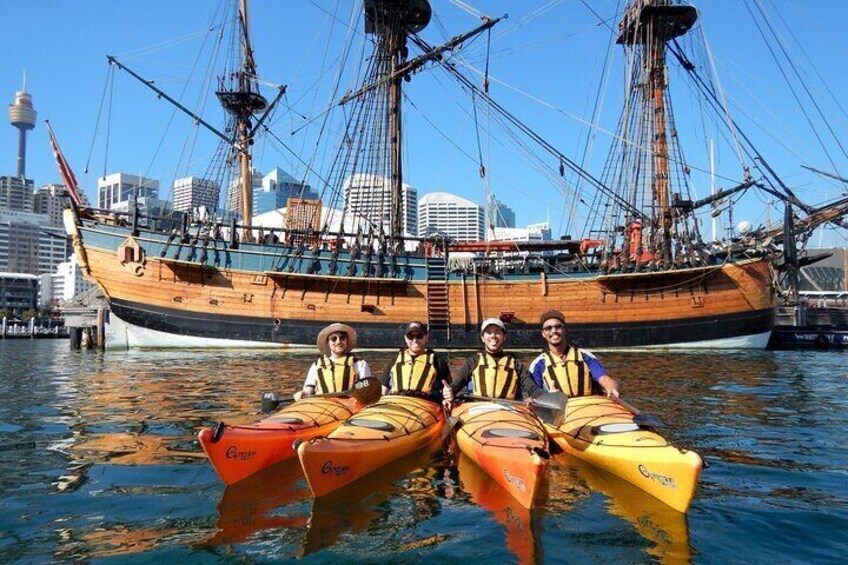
225, 168, 263, 219
487, 196, 516, 229
172, 176, 220, 213
418, 192, 484, 242
97, 173, 159, 210
253, 168, 319, 216
343, 174, 417, 236
33, 183, 67, 227
0, 175, 34, 212
0, 210, 68, 275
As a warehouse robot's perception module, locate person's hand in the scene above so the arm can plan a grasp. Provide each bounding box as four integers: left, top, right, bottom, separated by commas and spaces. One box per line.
598, 375, 620, 398
524, 397, 535, 406
442, 383, 454, 413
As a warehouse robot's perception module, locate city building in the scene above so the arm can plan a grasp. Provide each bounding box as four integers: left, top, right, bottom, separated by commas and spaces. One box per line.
172, 176, 220, 213
343, 174, 417, 236
33, 183, 67, 228
0, 175, 34, 212
0, 272, 39, 316
253, 168, 319, 216
97, 173, 159, 210
418, 192, 484, 242
0, 210, 69, 275
40, 255, 93, 306
487, 196, 516, 229
225, 168, 263, 218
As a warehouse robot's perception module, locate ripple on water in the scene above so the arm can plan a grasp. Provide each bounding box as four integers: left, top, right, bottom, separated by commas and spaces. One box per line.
2, 341, 848, 562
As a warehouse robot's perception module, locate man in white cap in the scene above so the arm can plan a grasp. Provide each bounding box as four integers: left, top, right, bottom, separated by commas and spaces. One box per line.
448, 317, 544, 401
380, 321, 452, 403
294, 323, 371, 401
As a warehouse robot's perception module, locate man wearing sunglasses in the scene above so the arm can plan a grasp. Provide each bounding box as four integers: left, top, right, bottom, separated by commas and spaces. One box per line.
448, 317, 544, 401
529, 310, 620, 398
380, 321, 452, 403
294, 322, 372, 401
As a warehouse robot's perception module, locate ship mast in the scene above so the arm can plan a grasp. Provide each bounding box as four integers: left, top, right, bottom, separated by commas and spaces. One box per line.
217, 0, 268, 237
617, 0, 697, 265
364, 0, 432, 244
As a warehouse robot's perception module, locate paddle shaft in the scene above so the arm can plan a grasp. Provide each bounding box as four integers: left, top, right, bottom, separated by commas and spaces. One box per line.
261, 377, 381, 413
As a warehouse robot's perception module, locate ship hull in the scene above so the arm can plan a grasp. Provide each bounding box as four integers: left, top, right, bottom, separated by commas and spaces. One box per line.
67, 214, 775, 350
103, 295, 773, 350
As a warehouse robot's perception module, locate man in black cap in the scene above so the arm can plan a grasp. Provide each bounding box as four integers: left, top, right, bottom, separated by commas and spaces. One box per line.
381, 321, 452, 403
448, 317, 545, 401
529, 310, 620, 398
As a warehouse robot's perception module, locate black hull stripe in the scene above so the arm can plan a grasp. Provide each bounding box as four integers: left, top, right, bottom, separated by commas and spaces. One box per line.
110, 298, 774, 349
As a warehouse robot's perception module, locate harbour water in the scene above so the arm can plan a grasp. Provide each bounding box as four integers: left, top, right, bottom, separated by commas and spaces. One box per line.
1, 340, 846, 563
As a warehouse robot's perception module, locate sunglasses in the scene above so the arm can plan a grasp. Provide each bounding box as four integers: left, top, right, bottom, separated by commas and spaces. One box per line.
405, 333, 425, 340
543, 323, 565, 332
329, 334, 348, 342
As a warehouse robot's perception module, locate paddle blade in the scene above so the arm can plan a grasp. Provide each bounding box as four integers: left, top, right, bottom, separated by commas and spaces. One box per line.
260, 392, 280, 414
530, 391, 567, 427
348, 377, 382, 405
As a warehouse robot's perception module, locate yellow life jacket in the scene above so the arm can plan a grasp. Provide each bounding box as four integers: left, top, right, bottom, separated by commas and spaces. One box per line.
542, 347, 593, 397
315, 354, 357, 394
390, 349, 439, 393
473, 352, 519, 400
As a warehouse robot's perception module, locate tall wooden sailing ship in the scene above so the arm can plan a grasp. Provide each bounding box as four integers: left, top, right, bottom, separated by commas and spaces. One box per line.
63, 0, 776, 349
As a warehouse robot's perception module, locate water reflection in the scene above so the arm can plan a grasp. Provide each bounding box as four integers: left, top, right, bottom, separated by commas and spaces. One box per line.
3, 342, 847, 562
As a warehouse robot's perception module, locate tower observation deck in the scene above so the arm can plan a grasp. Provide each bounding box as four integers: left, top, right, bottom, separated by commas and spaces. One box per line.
8, 80, 37, 179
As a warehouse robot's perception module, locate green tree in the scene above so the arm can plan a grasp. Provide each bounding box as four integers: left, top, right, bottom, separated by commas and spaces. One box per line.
0, 308, 11, 320
21, 309, 37, 323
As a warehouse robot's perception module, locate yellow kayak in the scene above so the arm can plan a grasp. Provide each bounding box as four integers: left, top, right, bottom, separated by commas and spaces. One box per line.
545, 395, 702, 513
297, 395, 445, 497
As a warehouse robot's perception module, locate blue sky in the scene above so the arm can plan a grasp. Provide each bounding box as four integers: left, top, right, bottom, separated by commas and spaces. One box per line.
2, 0, 847, 245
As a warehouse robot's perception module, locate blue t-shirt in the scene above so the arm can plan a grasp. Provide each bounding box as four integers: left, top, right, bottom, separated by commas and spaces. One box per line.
529, 348, 607, 390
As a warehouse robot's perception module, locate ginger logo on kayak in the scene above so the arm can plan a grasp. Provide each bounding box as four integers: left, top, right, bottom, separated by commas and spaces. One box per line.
638, 464, 676, 488
225, 446, 256, 461
503, 468, 526, 492
321, 460, 350, 476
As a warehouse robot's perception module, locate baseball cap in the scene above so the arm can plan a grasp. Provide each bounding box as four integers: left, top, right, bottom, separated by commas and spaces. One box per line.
405, 321, 429, 336
480, 317, 506, 333
540, 310, 566, 325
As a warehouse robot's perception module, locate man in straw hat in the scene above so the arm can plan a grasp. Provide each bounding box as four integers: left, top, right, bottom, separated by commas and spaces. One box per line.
294, 323, 372, 401
380, 321, 452, 404
448, 317, 544, 401
529, 310, 620, 398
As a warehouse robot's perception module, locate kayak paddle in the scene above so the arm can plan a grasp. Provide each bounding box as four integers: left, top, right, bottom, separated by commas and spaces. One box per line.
456, 391, 567, 427
260, 377, 382, 413
615, 397, 664, 428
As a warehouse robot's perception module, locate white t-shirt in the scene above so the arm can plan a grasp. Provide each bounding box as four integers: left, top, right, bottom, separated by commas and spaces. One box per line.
302, 355, 371, 391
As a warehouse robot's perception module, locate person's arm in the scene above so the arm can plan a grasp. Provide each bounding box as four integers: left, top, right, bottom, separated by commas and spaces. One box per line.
517, 359, 545, 400
380, 361, 393, 395
528, 354, 546, 389
450, 355, 477, 396
297, 363, 319, 400
583, 350, 619, 398
356, 360, 372, 379
433, 354, 453, 404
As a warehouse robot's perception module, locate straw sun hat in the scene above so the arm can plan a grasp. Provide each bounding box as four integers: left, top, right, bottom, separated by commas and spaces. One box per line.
317, 323, 357, 356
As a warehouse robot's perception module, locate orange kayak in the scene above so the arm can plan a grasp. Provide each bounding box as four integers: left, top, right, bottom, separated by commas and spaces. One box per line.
546, 395, 703, 513
453, 400, 549, 509
297, 395, 445, 497
199, 396, 361, 485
